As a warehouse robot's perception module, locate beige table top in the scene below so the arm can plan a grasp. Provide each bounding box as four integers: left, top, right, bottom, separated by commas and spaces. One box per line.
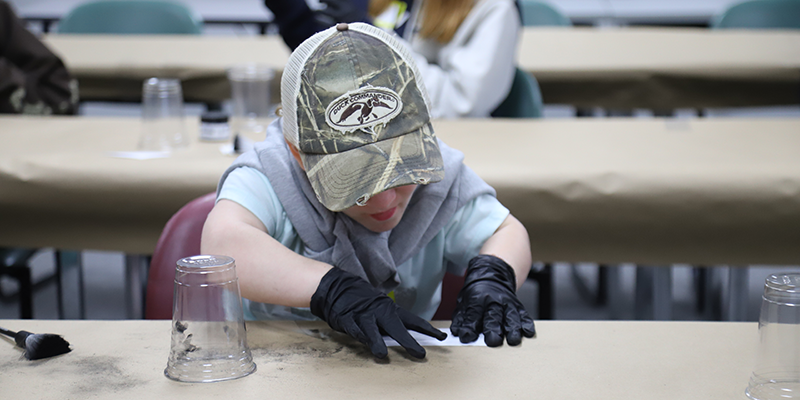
0, 319, 756, 400
1, 116, 799, 265
42, 27, 800, 108
43, 34, 289, 103
519, 27, 800, 108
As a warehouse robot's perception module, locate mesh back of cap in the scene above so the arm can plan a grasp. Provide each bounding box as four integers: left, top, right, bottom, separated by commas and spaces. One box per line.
280, 23, 431, 148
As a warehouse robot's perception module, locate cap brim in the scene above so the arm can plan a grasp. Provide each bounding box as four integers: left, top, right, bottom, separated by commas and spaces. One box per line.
302, 122, 444, 212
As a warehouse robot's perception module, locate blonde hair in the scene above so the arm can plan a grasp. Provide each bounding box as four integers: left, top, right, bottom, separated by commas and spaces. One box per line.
370, 0, 474, 44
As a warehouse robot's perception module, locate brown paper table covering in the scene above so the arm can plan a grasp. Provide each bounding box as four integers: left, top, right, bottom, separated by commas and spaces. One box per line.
43, 34, 289, 103
0, 319, 756, 400
42, 27, 800, 108
1, 116, 799, 265
519, 27, 800, 109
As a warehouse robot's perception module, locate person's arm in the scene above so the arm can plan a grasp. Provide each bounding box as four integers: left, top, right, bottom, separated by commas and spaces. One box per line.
201, 197, 446, 358
450, 213, 536, 346
409, 0, 520, 118
201, 199, 332, 307
478, 214, 532, 289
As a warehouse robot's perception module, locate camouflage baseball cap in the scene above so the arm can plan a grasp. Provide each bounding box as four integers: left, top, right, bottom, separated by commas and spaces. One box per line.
281, 22, 444, 212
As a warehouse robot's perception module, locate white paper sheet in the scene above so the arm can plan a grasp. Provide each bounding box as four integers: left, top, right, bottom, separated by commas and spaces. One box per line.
383, 328, 486, 347
107, 151, 171, 160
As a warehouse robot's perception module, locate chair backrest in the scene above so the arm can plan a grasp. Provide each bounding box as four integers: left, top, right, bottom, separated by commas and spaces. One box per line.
519, 0, 571, 27
711, 0, 800, 29
432, 273, 465, 320
491, 67, 544, 118
145, 192, 216, 319
58, 0, 203, 34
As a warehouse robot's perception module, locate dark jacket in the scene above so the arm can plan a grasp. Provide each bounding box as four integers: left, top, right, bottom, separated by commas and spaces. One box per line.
264, 0, 369, 50
0, 1, 77, 115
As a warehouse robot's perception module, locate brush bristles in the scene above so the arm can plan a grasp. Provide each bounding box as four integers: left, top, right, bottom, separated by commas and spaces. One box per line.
22, 333, 72, 360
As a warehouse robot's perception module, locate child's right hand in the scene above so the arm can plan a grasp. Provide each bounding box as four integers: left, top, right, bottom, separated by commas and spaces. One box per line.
310, 267, 447, 359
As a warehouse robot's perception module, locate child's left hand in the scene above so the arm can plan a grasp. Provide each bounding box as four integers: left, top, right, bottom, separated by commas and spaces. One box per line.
450, 255, 537, 346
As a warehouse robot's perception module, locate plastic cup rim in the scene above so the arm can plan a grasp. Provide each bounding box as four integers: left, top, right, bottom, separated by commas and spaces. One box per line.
176, 255, 235, 273
765, 273, 800, 293
227, 63, 275, 81
143, 77, 182, 92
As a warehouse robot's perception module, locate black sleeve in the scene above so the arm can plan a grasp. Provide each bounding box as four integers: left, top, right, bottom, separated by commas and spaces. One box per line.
264, 0, 369, 51
264, 0, 325, 51
0, 1, 77, 115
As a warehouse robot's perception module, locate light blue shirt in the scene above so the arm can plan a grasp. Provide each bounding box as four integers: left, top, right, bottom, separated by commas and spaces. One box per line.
219, 166, 509, 320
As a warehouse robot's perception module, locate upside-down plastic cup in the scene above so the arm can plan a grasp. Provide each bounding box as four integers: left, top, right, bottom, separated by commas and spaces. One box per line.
227, 64, 274, 137
746, 273, 800, 399
139, 77, 189, 152
165, 255, 256, 383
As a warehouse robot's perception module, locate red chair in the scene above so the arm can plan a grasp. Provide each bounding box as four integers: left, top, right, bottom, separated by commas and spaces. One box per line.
144, 193, 510, 320
432, 273, 465, 320
145, 192, 216, 319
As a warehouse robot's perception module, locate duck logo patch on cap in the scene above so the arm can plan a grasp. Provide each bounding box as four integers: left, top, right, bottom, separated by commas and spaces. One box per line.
325, 86, 403, 135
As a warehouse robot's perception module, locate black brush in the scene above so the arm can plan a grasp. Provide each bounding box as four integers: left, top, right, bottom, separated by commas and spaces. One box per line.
0, 326, 72, 360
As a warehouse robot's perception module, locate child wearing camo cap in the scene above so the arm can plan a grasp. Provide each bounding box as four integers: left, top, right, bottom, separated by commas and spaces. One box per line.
202, 22, 534, 359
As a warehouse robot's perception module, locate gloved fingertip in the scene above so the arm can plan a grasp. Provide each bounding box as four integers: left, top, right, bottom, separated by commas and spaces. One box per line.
506, 330, 522, 346
371, 347, 388, 359
523, 324, 536, 338
406, 347, 426, 359
367, 340, 388, 359
458, 331, 478, 343
433, 329, 448, 341
484, 332, 503, 347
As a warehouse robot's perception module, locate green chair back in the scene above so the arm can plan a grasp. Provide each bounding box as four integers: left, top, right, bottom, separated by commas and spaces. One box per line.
519, 0, 571, 27
711, 0, 800, 29
491, 67, 544, 118
58, 0, 203, 34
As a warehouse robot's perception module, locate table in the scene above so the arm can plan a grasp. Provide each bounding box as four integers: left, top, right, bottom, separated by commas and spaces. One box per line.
40, 27, 800, 109
2, 116, 799, 267
42, 34, 289, 103
3, 116, 797, 320
519, 27, 800, 109
0, 319, 757, 399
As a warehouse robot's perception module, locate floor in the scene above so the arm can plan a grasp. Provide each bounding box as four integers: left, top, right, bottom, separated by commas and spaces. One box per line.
2, 248, 798, 322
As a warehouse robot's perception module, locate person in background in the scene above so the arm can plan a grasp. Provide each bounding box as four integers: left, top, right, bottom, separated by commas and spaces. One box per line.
263, 0, 370, 51
202, 22, 534, 359
264, 0, 520, 119
0, 1, 78, 115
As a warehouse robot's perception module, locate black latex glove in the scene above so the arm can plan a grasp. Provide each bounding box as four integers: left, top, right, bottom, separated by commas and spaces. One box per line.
451, 255, 536, 347
311, 267, 447, 359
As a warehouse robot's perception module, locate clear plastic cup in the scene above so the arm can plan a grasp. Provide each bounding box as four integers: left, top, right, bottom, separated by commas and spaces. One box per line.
139, 77, 189, 152
227, 64, 274, 137
164, 255, 256, 383
746, 273, 800, 399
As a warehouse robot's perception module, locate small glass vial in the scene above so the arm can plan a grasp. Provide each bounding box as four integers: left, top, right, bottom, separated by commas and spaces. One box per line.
199, 111, 231, 142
